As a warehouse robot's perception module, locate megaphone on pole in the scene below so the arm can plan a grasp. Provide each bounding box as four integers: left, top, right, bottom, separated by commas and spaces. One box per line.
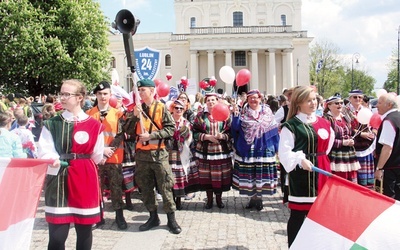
112, 9, 140, 35
112, 9, 140, 71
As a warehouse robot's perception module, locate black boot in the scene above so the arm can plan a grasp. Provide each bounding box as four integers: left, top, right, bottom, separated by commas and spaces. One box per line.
245, 198, 257, 209
167, 212, 182, 234
216, 193, 225, 208
124, 192, 134, 211
115, 209, 128, 230
205, 190, 213, 209
255, 199, 263, 211
139, 210, 160, 231
175, 197, 182, 210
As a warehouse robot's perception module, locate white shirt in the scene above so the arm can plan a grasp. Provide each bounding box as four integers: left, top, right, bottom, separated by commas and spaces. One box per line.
378, 109, 397, 148
38, 110, 104, 175
278, 112, 335, 173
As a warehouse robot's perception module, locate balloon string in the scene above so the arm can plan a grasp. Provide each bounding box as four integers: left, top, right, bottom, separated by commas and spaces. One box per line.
352, 124, 370, 139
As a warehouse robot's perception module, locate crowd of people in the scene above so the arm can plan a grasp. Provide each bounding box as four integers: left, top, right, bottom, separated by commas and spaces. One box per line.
1, 79, 400, 249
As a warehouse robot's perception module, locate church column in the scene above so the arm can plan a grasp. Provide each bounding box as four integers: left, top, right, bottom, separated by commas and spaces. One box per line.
207, 50, 215, 78
224, 49, 232, 66
282, 48, 294, 89
250, 49, 259, 90
190, 50, 199, 87
268, 49, 276, 95
224, 49, 233, 93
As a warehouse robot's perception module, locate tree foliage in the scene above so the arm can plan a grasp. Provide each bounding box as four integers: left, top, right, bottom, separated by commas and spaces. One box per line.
383, 49, 399, 93
309, 39, 375, 98
0, 0, 111, 96
309, 40, 342, 97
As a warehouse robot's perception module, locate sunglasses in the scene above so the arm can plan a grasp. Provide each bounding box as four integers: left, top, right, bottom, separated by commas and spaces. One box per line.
334, 102, 344, 105
174, 107, 184, 110
352, 96, 363, 99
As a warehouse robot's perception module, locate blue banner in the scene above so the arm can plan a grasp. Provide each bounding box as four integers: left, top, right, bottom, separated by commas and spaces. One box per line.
169, 86, 179, 101
134, 47, 161, 80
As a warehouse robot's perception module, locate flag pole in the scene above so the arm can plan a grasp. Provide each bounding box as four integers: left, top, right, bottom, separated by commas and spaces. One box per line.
311, 165, 333, 177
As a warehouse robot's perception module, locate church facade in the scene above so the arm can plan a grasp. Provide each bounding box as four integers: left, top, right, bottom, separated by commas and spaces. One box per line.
107, 0, 312, 95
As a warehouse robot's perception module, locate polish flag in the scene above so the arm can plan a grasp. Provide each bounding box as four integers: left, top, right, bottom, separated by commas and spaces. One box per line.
0, 158, 52, 250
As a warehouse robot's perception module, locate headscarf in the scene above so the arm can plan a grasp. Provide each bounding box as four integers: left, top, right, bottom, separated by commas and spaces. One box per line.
240, 103, 276, 144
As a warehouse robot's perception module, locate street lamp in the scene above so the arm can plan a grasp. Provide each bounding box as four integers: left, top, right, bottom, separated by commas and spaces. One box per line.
397, 25, 400, 95
351, 53, 360, 90
296, 58, 299, 86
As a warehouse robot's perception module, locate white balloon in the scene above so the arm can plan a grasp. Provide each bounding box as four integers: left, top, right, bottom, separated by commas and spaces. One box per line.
219, 66, 235, 84
357, 108, 373, 125
376, 89, 387, 98
188, 94, 195, 104
111, 68, 119, 85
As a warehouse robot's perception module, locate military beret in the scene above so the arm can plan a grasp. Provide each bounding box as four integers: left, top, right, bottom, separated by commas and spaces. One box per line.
93, 81, 111, 94
137, 79, 155, 88
6, 93, 14, 102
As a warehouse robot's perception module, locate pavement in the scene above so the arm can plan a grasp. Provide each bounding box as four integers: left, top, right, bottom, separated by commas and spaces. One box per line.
30, 189, 290, 250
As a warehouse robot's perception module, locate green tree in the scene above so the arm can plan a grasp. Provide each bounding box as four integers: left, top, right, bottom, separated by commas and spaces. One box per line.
383, 49, 399, 93
309, 39, 376, 98
351, 69, 375, 96
309, 39, 342, 98
0, 0, 111, 96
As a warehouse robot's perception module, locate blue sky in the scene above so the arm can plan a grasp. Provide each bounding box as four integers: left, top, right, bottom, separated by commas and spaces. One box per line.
97, 0, 174, 33
98, 0, 400, 89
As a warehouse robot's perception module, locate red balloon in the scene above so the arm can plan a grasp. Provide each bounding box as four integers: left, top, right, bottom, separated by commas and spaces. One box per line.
369, 112, 382, 129
236, 69, 251, 87
154, 78, 163, 87
212, 103, 230, 121
109, 95, 118, 108
209, 78, 217, 87
199, 80, 209, 90
166, 73, 172, 81
157, 82, 170, 97
181, 78, 188, 87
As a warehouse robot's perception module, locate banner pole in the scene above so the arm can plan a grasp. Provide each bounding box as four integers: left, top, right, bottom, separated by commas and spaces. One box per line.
311, 165, 333, 177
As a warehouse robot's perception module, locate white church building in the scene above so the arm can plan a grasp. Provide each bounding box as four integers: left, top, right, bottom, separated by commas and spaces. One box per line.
107, 0, 312, 96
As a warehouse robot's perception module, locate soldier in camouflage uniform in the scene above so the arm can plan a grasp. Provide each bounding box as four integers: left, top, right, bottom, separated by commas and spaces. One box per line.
131, 78, 182, 234
86, 81, 127, 230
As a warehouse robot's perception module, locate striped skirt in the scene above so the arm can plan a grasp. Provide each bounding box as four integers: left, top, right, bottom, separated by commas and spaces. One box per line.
232, 154, 278, 197
169, 150, 188, 197
357, 153, 375, 188
122, 163, 136, 192
197, 157, 232, 193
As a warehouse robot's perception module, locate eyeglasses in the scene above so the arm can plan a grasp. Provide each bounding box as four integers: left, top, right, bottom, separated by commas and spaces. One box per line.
59, 92, 79, 99
352, 96, 363, 99
174, 107, 184, 110
334, 102, 344, 105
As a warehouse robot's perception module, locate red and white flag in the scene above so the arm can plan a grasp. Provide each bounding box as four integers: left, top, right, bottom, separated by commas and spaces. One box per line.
291, 175, 400, 249
0, 158, 51, 250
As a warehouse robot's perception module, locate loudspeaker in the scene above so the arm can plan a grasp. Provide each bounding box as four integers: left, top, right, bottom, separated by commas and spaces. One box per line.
112, 9, 140, 35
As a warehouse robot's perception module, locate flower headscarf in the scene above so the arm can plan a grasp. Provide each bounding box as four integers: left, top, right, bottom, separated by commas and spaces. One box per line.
240, 103, 276, 144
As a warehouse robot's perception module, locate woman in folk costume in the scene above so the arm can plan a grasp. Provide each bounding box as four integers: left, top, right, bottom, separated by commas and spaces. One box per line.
279, 86, 334, 247
193, 92, 233, 209
231, 89, 280, 211
323, 94, 361, 182
38, 79, 104, 250
168, 100, 195, 210
343, 89, 375, 188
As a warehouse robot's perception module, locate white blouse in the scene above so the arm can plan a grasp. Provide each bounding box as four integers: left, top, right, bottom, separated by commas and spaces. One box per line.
278, 112, 335, 173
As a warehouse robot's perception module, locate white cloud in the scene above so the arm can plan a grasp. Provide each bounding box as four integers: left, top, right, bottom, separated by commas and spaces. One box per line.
303, 0, 400, 88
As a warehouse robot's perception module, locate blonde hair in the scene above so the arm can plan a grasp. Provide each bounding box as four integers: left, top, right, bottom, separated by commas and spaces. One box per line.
287, 85, 315, 120
62, 79, 87, 107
